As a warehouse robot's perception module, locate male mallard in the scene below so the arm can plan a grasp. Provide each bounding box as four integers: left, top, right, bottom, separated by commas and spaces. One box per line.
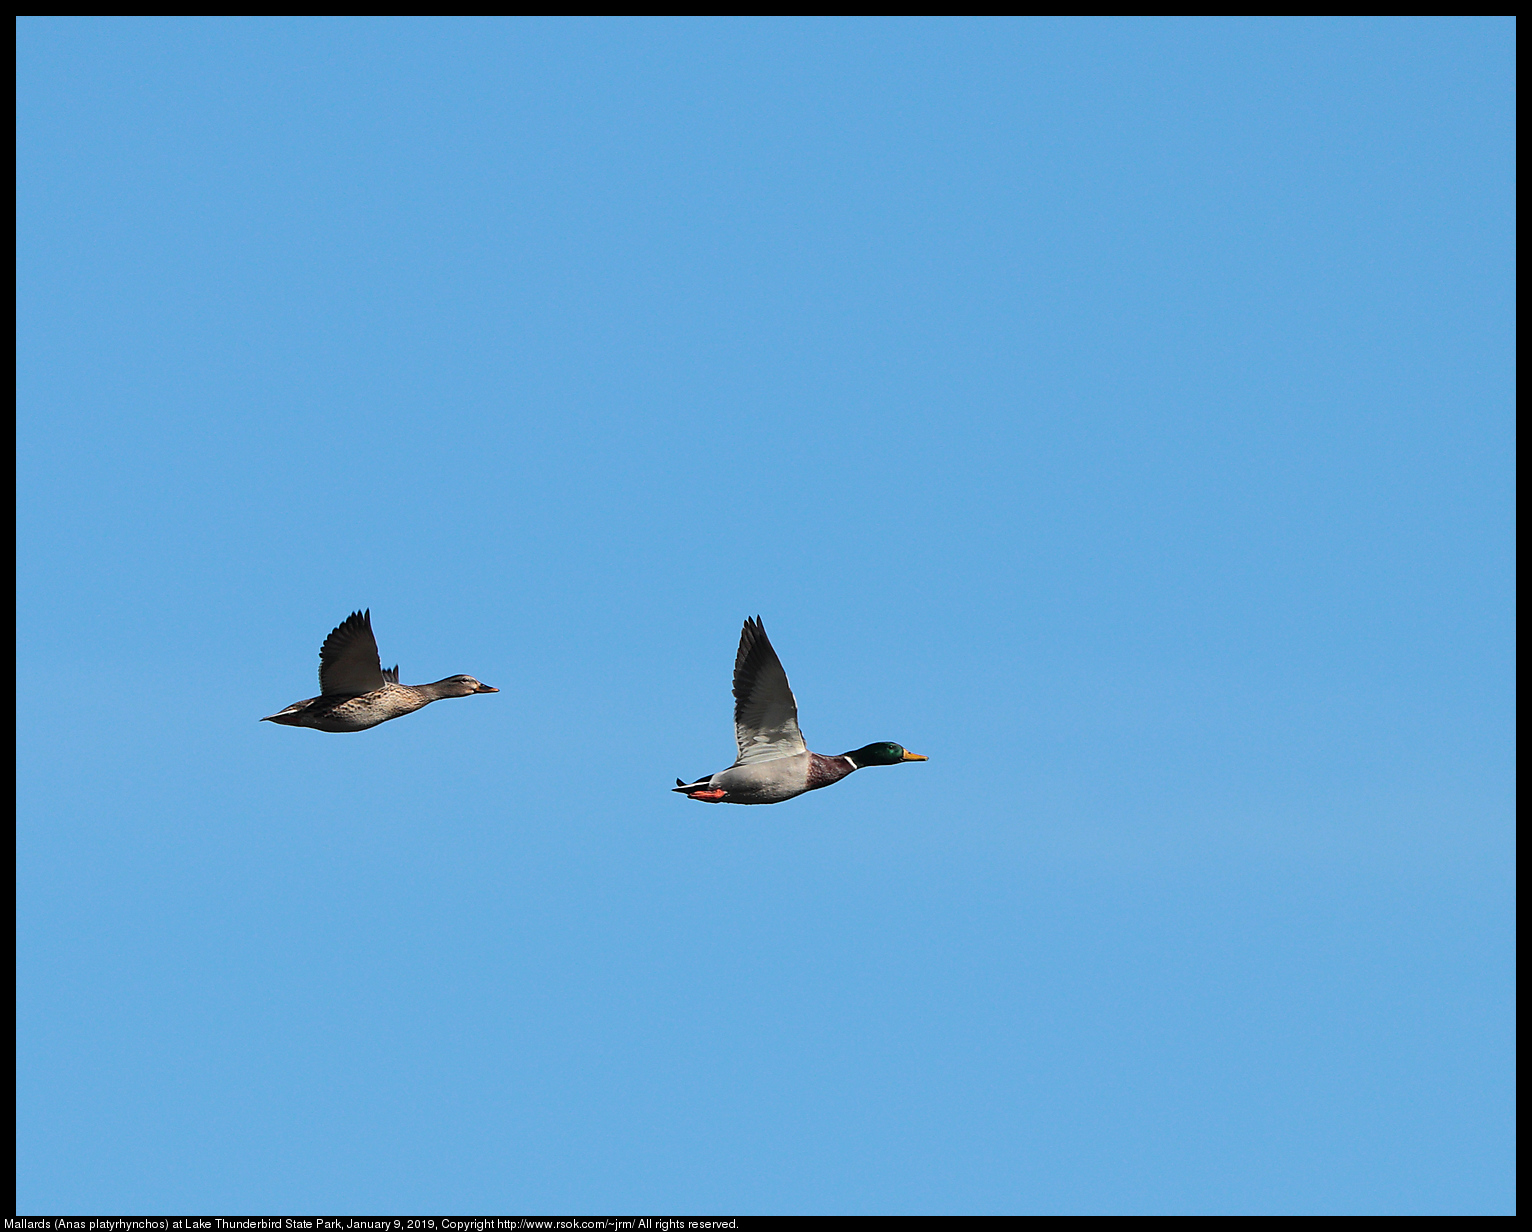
674, 616, 926, 805
261, 610, 498, 732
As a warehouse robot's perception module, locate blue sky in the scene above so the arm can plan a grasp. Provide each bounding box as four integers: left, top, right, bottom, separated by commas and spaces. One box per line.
16, 17, 1514, 1215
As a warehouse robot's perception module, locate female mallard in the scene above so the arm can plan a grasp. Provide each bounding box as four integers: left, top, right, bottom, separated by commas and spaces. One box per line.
261, 610, 498, 733
674, 616, 926, 805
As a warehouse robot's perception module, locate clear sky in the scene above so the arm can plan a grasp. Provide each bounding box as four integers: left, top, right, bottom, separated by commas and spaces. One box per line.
16, 17, 1514, 1216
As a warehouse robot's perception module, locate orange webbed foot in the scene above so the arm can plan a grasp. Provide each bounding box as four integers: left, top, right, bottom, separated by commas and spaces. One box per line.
688, 789, 728, 801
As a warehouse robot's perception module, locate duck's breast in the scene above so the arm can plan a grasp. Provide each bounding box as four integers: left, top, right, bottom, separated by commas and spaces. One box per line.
313, 684, 429, 731
805, 752, 857, 792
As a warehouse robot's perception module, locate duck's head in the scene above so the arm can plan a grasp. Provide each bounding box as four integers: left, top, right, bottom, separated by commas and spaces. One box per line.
844, 742, 927, 767
437, 675, 500, 697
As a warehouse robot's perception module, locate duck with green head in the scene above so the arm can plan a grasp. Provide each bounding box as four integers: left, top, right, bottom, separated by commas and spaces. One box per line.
674, 617, 927, 805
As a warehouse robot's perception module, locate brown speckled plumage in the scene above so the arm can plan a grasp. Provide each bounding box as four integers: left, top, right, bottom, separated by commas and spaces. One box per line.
263, 610, 497, 732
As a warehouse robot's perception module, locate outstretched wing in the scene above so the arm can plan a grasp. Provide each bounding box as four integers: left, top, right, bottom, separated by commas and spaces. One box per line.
318, 610, 387, 697
732, 616, 806, 765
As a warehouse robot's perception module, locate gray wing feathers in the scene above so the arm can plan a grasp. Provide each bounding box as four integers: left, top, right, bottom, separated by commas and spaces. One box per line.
318, 610, 387, 697
732, 616, 806, 765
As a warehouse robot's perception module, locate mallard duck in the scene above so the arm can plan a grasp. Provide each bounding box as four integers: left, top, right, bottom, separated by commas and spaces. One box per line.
261, 610, 498, 732
674, 616, 926, 805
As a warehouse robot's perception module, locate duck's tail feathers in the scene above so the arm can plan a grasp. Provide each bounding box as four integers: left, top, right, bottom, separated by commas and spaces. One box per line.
673, 775, 714, 793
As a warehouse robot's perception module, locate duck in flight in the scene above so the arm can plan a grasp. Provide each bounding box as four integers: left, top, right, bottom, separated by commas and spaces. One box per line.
261, 610, 498, 732
675, 616, 926, 805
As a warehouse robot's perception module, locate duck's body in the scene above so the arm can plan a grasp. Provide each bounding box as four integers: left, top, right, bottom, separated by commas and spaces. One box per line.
263, 678, 495, 733
680, 749, 873, 806
262, 610, 497, 733
674, 617, 925, 805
